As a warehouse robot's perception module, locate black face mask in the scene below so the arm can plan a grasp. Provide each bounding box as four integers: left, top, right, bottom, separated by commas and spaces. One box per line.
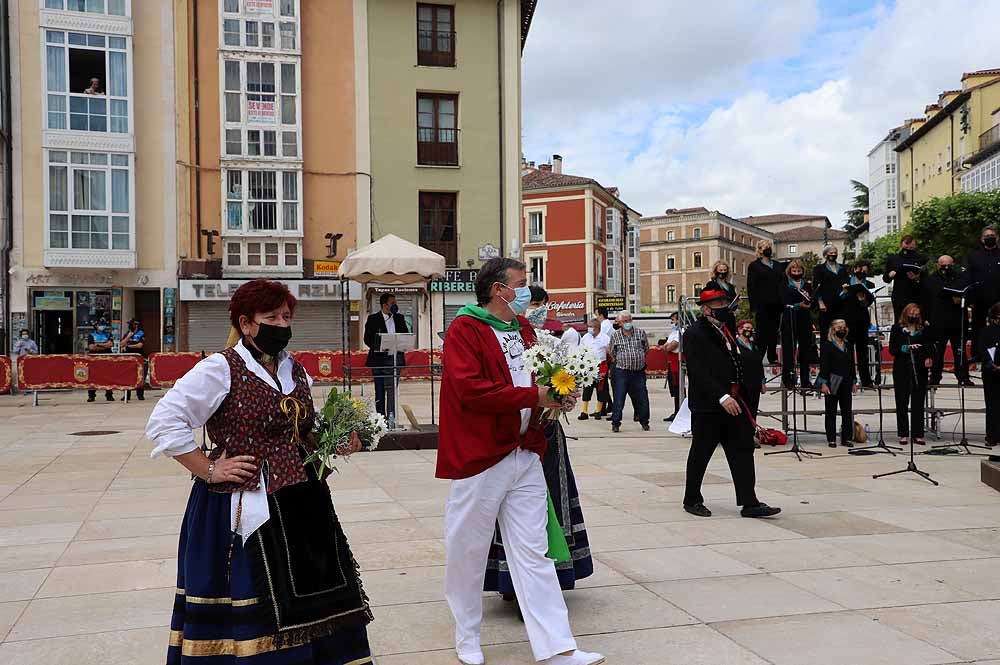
834, 329, 848, 339
941, 266, 954, 277
901, 248, 915, 256
827, 256, 838, 263
250, 322, 292, 357
790, 273, 803, 280
716, 272, 729, 280
709, 306, 730, 320
907, 315, 920, 324
762, 248, 773, 258
985, 236, 998, 248
741, 330, 754, 339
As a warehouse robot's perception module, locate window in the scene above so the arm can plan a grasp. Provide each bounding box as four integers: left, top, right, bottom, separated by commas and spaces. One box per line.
693, 252, 702, 268
594, 203, 603, 241
886, 163, 892, 174
605, 208, 616, 243
527, 211, 543, 242
667, 230, 675, 241
666, 285, 676, 304
417, 4, 455, 67
221, 0, 298, 52
607, 253, 616, 282
666, 255, 675, 270
222, 59, 299, 158
45, 0, 128, 16
529, 256, 544, 286
222, 168, 300, 233
417, 93, 458, 166
693, 283, 702, 295
419, 192, 457, 265
788, 244, 798, 254
47, 150, 131, 251
45, 30, 130, 133
225, 239, 300, 270
693, 227, 702, 240
595, 252, 605, 290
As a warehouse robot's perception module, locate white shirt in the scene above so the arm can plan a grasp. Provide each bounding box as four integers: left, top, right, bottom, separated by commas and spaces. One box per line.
667, 329, 680, 355
581, 331, 611, 362
600, 318, 614, 337
561, 326, 581, 348
383, 311, 396, 335
145, 340, 313, 543
493, 328, 532, 435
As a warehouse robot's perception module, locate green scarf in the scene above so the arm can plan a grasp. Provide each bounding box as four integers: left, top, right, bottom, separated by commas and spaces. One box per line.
456, 303, 521, 332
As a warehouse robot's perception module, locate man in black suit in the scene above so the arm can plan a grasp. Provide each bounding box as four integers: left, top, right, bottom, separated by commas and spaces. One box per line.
364, 292, 409, 420
883, 234, 929, 320
682, 289, 780, 519
927, 255, 972, 386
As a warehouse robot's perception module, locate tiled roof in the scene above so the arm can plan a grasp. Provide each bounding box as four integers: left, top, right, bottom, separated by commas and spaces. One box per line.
665, 207, 709, 214
522, 170, 599, 190
773, 227, 849, 242
521, 0, 538, 50
741, 214, 831, 227
962, 68, 1000, 80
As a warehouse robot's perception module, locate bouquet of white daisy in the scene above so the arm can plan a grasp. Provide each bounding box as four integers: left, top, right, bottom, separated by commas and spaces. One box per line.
306, 388, 388, 477
523, 329, 601, 420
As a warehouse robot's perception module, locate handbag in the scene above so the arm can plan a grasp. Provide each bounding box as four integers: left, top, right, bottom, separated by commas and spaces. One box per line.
735, 394, 788, 447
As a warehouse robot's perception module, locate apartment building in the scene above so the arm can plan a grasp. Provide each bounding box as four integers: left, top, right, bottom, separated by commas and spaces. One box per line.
9, 0, 179, 354
521, 156, 640, 322
640, 207, 773, 311
867, 125, 909, 241
740, 213, 848, 260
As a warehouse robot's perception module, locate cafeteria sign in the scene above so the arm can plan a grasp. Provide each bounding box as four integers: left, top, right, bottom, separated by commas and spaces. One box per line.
430, 269, 478, 293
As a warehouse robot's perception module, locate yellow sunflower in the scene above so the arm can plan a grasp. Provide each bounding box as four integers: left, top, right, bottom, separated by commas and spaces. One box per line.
551, 369, 576, 396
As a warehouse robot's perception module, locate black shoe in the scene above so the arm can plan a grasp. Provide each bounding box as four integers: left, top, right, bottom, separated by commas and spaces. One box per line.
633, 415, 640, 422
684, 503, 712, 517
593, 414, 603, 421
86, 396, 95, 403
611, 424, 620, 433
106, 394, 115, 402
828, 442, 837, 448
577, 412, 589, 421
842, 440, 854, 448
961, 379, 976, 387
641, 423, 650, 431
137, 394, 145, 401
741, 503, 781, 518
665, 413, 676, 422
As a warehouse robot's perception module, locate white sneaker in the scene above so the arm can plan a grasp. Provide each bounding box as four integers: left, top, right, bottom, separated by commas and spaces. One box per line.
540, 650, 606, 665
456, 650, 485, 665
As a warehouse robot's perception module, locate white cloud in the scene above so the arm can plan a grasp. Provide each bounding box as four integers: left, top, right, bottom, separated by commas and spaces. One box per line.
522, 0, 1000, 226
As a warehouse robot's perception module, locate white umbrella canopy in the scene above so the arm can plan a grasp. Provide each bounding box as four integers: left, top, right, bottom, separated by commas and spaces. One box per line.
337, 234, 446, 284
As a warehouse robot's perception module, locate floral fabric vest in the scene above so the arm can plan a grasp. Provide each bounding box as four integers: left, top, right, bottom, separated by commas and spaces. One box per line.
205, 348, 315, 494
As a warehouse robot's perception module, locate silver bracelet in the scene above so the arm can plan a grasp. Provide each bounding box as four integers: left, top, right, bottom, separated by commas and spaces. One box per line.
207, 461, 215, 484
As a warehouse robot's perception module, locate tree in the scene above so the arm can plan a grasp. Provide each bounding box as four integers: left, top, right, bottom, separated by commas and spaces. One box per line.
909, 190, 1000, 261
857, 231, 903, 273
798, 251, 821, 276
844, 179, 869, 239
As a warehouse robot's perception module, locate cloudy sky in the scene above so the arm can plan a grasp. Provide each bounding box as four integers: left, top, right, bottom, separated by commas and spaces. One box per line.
521, 0, 1000, 228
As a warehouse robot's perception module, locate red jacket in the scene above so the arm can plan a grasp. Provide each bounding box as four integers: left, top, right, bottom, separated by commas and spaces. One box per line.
435, 314, 546, 479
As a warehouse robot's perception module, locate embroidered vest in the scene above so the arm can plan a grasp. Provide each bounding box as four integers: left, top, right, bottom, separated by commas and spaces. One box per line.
206, 348, 315, 494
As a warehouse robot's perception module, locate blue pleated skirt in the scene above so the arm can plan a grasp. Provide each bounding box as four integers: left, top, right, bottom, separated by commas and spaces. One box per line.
167, 481, 373, 664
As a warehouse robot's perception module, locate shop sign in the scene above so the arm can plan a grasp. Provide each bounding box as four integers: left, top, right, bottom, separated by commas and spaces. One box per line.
478, 243, 501, 261
369, 286, 424, 295
180, 279, 362, 301
247, 100, 276, 123
111, 286, 124, 353
245, 0, 273, 14
313, 260, 341, 277
547, 299, 587, 323
595, 295, 626, 312
34, 295, 72, 310
163, 288, 177, 352
430, 269, 477, 293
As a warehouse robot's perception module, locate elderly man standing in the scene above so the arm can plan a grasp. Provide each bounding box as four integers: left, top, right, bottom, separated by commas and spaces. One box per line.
437, 257, 605, 665
607, 311, 650, 433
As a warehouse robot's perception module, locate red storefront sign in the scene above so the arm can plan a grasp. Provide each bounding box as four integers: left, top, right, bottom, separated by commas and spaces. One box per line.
17, 354, 144, 391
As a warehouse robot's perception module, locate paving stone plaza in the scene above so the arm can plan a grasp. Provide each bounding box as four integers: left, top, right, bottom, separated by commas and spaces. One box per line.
1, 382, 999, 665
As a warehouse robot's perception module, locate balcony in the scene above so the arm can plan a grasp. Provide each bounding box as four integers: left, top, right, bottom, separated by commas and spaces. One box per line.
980, 124, 1000, 152
45, 248, 136, 269
417, 128, 459, 166
417, 29, 456, 67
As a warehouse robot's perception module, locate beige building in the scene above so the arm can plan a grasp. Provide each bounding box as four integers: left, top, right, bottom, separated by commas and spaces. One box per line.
364, 0, 533, 343
639, 207, 773, 311
740, 213, 847, 261
9, 0, 179, 354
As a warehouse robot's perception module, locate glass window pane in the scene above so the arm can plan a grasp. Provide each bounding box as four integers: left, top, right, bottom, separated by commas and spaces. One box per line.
50, 151, 68, 163
89, 152, 107, 165
110, 99, 127, 133
92, 216, 108, 233
248, 130, 261, 156
86, 0, 105, 12
68, 33, 87, 46
261, 23, 274, 48
280, 23, 296, 50
112, 169, 128, 213
261, 63, 275, 90
245, 21, 258, 47
47, 95, 67, 130
227, 202, 242, 230
224, 19, 240, 46
281, 171, 297, 200
46, 31, 65, 44
224, 0, 239, 11
112, 216, 128, 233
281, 64, 295, 93
281, 96, 295, 124
108, 0, 125, 16
225, 93, 241, 122
281, 131, 297, 157
46, 46, 66, 92
279, 0, 294, 17
87, 35, 105, 47
112, 233, 129, 249
226, 129, 241, 155
49, 166, 68, 211
108, 52, 126, 96
224, 61, 240, 90
263, 131, 276, 156
46, 0, 64, 8
109, 36, 126, 50
284, 242, 298, 265
282, 202, 297, 230
111, 154, 128, 166
227, 170, 242, 198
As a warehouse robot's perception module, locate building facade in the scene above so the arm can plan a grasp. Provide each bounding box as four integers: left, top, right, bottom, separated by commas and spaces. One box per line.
961, 99, 1000, 194
740, 213, 847, 260
9, 0, 179, 355
521, 157, 639, 322
0, 0, 10, 352
896, 70, 1000, 227
867, 125, 909, 241
365, 0, 531, 342
640, 207, 773, 311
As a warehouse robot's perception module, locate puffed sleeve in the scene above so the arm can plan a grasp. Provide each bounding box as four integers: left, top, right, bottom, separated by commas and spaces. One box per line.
145, 353, 231, 458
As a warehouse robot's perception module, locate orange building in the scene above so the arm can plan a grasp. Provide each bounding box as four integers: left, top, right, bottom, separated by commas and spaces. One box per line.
521, 157, 640, 322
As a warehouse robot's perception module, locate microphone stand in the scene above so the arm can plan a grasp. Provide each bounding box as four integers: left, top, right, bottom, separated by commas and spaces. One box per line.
767, 297, 821, 460
851, 287, 899, 456
873, 333, 937, 485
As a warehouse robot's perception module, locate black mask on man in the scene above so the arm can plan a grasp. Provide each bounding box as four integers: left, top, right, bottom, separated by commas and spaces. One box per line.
709, 306, 730, 321
985, 236, 998, 249
250, 322, 292, 356
762, 248, 773, 258
941, 266, 954, 278
907, 315, 920, 324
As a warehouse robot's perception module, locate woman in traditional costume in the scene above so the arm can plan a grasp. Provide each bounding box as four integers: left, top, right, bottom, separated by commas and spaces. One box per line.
484, 286, 594, 613
146, 279, 373, 665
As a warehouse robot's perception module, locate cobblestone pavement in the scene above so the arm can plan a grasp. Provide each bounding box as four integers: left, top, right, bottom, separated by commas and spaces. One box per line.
1, 381, 998, 664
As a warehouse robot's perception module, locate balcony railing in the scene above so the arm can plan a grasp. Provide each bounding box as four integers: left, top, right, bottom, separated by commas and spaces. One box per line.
417, 29, 456, 67
528, 231, 543, 243
980, 124, 1000, 152
417, 128, 459, 166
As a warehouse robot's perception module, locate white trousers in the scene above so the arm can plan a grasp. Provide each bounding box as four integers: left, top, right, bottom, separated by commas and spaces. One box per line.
444, 448, 577, 662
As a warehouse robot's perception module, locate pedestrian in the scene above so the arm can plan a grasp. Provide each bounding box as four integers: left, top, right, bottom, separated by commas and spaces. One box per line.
926, 255, 972, 386
844, 260, 877, 388
660, 312, 681, 422
967, 226, 1000, 361
705, 261, 737, 335
681, 289, 781, 519
607, 311, 650, 433
976, 302, 1000, 446
812, 244, 849, 335
578, 318, 610, 420
747, 239, 784, 364
86, 318, 115, 402
818, 319, 856, 448
596, 306, 614, 338
436, 257, 604, 665
889, 303, 936, 446
145, 279, 374, 664
734, 319, 766, 419
485, 292, 594, 620
561, 322, 581, 348
364, 292, 409, 422
13, 329, 38, 356
883, 234, 929, 320
780, 260, 817, 391
121, 318, 146, 401
526, 286, 550, 328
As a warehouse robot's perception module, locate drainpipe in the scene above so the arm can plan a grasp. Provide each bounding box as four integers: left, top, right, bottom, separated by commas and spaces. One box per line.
1, 0, 12, 350
497, 0, 505, 258
191, 0, 203, 258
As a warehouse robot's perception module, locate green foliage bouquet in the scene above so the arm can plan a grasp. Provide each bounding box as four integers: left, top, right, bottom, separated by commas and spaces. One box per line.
306, 388, 388, 477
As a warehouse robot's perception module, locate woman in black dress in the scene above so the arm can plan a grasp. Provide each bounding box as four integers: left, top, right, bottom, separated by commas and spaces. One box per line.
889, 303, 936, 445
780, 260, 817, 391
734, 319, 766, 418
977, 302, 1000, 446
818, 319, 856, 448
705, 261, 738, 335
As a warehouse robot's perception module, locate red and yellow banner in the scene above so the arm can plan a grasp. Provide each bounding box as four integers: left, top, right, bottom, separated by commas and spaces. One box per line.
17, 354, 144, 391
0, 356, 11, 394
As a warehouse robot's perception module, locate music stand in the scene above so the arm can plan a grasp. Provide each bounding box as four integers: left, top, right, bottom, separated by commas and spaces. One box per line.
378, 332, 416, 431
873, 342, 937, 485
851, 287, 900, 456
766, 303, 821, 460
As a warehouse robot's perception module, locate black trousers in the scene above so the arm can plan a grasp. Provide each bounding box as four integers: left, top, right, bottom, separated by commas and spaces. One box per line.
667, 370, 680, 415
984, 370, 1000, 443
87, 389, 114, 400
824, 384, 853, 443
684, 411, 759, 507
781, 312, 815, 388
893, 364, 927, 438
930, 327, 968, 384
369, 355, 398, 419
849, 336, 874, 385
754, 305, 782, 364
